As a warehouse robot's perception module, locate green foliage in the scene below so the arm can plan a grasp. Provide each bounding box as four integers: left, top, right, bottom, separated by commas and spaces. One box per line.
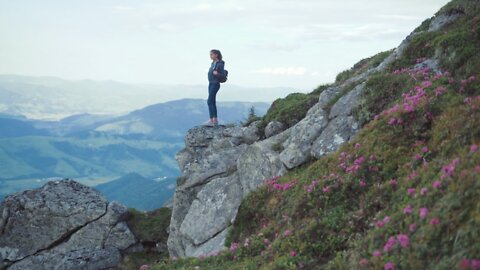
241, 106, 262, 127
353, 72, 415, 125
257, 91, 322, 137
150, 2, 480, 269
126, 207, 172, 243
335, 50, 393, 83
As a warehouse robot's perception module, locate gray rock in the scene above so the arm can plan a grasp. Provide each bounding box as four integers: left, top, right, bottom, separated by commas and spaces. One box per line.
264, 121, 285, 138
413, 58, 440, 73
279, 103, 328, 168
428, 13, 463, 32
179, 175, 243, 246
241, 121, 261, 144
0, 180, 138, 270
184, 226, 230, 257
329, 83, 366, 119
8, 247, 122, 270
311, 116, 359, 158
318, 86, 342, 109
237, 129, 290, 194
168, 125, 251, 258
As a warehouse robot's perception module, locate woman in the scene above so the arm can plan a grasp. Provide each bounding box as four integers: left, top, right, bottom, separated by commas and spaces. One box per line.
205, 49, 225, 126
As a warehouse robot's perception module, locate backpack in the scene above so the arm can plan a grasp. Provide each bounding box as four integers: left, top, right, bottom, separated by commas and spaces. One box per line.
214, 62, 228, 83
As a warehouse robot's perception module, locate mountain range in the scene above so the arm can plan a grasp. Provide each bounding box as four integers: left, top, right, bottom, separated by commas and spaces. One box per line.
0, 93, 270, 208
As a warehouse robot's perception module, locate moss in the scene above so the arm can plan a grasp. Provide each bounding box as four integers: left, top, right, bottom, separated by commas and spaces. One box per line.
126, 207, 172, 243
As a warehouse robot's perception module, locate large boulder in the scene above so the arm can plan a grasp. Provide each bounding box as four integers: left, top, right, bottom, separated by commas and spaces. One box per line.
167, 124, 289, 258
264, 121, 285, 138
0, 179, 137, 270
279, 103, 328, 169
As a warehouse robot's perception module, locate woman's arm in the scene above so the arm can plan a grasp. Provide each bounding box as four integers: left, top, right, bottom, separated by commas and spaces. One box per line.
213, 61, 225, 76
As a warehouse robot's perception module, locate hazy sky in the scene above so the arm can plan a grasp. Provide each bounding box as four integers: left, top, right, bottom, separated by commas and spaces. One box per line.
0, 0, 450, 93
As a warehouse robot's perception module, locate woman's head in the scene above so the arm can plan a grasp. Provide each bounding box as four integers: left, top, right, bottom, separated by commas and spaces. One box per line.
210, 49, 222, 61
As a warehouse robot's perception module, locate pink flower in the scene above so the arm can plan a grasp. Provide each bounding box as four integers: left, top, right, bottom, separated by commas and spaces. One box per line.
460, 258, 471, 269
407, 188, 416, 196
397, 234, 410, 248
384, 262, 395, 270
420, 188, 428, 195
409, 223, 417, 232
432, 181, 442, 189
388, 118, 396, 125
430, 218, 440, 225
389, 179, 397, 187
290, 250, 297, 257
403, 205, 413, 214
383, 216, 391, 223
283, 229, 292, 237
229, 242, 239, 253
139, 265, 150, 270
472, 259, 480, 270
471, 144, 479, 153
322, 186, 330, 193
359, 259, 369, 266
415, 153, 422, 161
355, 143, 361, 149
375, 221, 385, 228
442, 158, 460, 177
360, 181, 366, 187
435, 86, 447, 96
373, 250, 382, 257
421, 146, 429, 153
263, 238, 270, 244
383, 236, 397, 252
419, 207, 429, 219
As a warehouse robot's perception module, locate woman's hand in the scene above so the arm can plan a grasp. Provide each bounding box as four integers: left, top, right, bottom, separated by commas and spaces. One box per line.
213, 70, 218, 75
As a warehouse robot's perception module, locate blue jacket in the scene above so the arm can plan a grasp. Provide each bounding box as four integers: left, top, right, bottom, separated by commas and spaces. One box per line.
208, 60, 225, 82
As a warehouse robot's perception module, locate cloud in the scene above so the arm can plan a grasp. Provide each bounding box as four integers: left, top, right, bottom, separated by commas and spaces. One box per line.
255, 66, 307, 76
249, 41, 301, 52
111, 2, 247, 33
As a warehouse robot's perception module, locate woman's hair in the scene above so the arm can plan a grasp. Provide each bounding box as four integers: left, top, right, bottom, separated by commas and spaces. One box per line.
210, 49, 223, 60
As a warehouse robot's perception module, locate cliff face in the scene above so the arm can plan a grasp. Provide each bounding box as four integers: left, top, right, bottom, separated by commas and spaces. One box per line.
167, 37, 410, 259
166, 10, 466, 258
0, 180, 140, 270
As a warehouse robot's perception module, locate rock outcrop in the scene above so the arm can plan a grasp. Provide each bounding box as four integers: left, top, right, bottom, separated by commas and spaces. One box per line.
167, 10, 465, 258
0, 179, 138, 270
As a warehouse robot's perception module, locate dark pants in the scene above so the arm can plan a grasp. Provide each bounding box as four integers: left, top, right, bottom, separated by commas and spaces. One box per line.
207, 82, 220, 118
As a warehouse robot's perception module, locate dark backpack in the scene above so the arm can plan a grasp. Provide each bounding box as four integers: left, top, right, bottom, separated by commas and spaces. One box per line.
214, 62, 228, 83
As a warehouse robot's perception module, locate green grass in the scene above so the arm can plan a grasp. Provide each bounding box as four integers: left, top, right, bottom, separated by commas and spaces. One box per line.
141, 1, 480, 269
117, 207, 172, 269
152, 65, 480, 270
126, 207, 172, 243
335, 50, 393, 84
256, 88, 329, 137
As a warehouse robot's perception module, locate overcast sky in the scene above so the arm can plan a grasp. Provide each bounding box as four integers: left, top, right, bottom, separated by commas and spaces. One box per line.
0, 0, 450, 95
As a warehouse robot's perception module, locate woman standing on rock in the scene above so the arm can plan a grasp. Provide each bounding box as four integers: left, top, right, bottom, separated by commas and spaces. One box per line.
205, 49, 225, 126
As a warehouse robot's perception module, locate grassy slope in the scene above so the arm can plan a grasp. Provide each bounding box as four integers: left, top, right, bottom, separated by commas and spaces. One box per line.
129, 1, 480, 269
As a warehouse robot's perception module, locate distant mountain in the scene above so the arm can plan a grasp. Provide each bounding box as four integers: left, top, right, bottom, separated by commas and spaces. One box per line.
0, 117, 49, 137
0, 74, 289, 120
0, 98, 269, 200
94, 173, 176, 211
90, 98, 270, 140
